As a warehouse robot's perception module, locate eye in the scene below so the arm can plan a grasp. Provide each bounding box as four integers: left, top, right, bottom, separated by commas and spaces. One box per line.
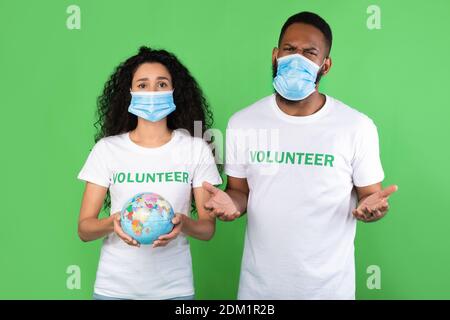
157, 82, 168, 88
137, 83, 146, 89
284, 46, 295, 52
304, 50, 318, 56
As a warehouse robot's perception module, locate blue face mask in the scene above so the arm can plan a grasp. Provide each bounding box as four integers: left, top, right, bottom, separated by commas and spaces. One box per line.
273, 53, 324, 101
128, 90, 176, 122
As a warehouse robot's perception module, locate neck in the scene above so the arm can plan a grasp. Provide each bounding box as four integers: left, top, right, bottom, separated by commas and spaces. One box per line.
275, 90, 326, 117
130, 118, 172, 148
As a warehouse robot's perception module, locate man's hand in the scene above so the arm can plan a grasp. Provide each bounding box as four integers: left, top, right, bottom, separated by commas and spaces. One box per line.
353, 185, 398, 223
202, 181, 241, 221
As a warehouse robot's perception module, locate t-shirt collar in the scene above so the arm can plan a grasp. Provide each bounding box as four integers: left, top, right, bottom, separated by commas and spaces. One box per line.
123, 129, 180, 154
270, 93, 331, 124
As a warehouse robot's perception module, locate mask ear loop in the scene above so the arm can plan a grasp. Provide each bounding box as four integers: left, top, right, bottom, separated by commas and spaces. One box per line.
314, 57, 328, 85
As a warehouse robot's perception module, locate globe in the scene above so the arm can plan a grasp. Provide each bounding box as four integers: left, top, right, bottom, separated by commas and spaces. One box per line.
120, 192, 175, 245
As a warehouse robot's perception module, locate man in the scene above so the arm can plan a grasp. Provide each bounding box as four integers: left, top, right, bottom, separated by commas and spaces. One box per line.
202, 12, 398, 299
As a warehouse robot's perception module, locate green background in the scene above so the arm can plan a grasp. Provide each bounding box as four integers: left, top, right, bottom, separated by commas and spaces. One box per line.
0, 0, 449, 299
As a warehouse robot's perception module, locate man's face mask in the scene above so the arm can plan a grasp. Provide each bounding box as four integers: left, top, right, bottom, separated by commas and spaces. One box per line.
273, 53, 325, 101
128, 90, 176, 122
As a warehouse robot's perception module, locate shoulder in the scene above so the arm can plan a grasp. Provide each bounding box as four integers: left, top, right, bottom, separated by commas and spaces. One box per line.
327, 95, 377, 130
227, 94, 274, 128
175, 130, 211, 153
176, 129, 207, 146
174, 130, 215, 165
92, 133, 127, 153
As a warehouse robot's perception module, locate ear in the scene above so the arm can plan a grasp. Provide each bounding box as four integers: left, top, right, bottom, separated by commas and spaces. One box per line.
320, 56, 332, 76
272, 47, 279, 65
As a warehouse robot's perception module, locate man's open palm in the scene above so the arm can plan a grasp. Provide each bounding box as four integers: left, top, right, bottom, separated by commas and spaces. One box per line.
353, 185, 398, 222
202, 181, 241, 221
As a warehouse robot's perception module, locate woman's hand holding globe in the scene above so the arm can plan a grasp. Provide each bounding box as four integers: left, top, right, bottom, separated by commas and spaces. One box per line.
111, 211, 183, 248
112, 212, 140, 247
152, 213, 184, 248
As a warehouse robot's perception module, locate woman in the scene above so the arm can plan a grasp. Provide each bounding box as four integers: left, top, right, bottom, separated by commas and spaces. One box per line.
77, 46, 222, 300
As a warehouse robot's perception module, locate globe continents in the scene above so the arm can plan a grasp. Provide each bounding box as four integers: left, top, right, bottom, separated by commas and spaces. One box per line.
120, 192, 175, 245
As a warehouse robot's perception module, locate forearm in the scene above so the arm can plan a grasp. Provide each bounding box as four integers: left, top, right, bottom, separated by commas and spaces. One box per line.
357, 195, 369, 206
181, 215, 215, 241
225, 188, 248, 215
78, 215, 115, 242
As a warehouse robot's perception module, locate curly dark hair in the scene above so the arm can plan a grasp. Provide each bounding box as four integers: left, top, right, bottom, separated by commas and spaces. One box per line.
93, 46, 219, 211
95, 46, 213, 141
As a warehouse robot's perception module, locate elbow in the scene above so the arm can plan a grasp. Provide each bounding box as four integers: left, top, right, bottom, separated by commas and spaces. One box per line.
190, 219, 215, 241
77, 225, 90, 242
202, 234, 214, 241
203, 227, 216, 241
78, 231, 88, 242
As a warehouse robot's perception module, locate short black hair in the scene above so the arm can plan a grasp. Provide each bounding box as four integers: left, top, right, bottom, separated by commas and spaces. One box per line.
278, 11, 333, 56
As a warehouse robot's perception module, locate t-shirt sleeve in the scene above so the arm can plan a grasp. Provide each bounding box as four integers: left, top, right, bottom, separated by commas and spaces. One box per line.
192, 140, 222, 188
352, 119, 385, 187
224, 118, 247, 178
77, 139, 111, 188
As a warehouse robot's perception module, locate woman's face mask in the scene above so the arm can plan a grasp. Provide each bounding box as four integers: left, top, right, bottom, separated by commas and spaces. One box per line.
128, 90, 176, 122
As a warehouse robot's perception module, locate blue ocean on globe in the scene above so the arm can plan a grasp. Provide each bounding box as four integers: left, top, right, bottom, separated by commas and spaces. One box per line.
120, 192, 175, 245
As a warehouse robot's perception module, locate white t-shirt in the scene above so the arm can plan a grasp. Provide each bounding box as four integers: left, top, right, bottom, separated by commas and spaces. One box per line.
225, 94, 384, 300
77, 129, 222, 300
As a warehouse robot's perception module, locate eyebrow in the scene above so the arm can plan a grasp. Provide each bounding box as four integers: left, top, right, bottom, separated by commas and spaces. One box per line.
136, 76, 170, 82
283, 43, 320, 52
